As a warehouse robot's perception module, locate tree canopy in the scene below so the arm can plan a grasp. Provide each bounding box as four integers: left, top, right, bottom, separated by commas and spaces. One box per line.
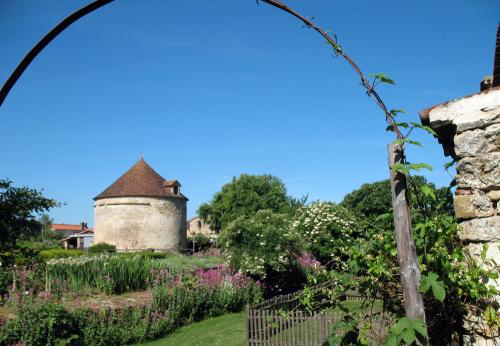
340, 176, 453, 229
0, 179, 58, 251
198, 174, 303, 233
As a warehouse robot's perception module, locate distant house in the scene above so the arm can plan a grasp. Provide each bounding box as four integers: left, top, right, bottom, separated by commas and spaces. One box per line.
50, 222, 90, 237
187, 216, 216, 238
61, 229, 94, 250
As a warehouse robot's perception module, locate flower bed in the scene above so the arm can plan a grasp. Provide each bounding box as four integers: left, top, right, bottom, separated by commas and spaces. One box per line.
0, 265, 262, 345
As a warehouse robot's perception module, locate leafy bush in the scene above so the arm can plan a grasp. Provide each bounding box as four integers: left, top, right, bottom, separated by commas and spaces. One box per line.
0, 299, 79, 345
40, 248, 86, 260
0, 268, 10, 298
296, 182, 498, 344
0, 245, 43, 267
291, 201, 360, 268
0, 267, 261, 345
187, 233, 213, 253
152, 266, 262, 321
88, 242, 116, 254
220, 210, 306, 296
220, 210, 300, 277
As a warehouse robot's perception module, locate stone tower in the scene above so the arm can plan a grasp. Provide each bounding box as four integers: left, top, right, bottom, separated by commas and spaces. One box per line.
93, 158, 188, 251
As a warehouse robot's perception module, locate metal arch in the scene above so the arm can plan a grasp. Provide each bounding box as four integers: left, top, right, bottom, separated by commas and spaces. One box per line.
0, 0, 115, 108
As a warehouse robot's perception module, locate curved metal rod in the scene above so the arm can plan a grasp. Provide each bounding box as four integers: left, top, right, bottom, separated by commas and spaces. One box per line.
0, 0, 115, 108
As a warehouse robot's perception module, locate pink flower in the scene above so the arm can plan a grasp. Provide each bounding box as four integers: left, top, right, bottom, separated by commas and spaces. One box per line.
297, 253, 321, 270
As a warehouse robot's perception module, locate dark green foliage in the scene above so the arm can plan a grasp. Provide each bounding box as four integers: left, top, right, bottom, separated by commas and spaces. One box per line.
187, 234, 213, 253
0, 244, 43, 267
340, 176, 453, 231
40, 248, 86, 260
220, 210, 305, 297
0, 179, 58, 251
0, 277, 261, 345
302, 180, 495, 344
340, 180, 392, 221
88, 242, 116, 254
198, 174, 304, 232
0, 267, 10, 297
0, 300, 79, 345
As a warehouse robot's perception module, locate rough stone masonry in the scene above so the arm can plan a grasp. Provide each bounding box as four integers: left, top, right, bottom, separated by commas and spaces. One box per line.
420, 84, 500, 344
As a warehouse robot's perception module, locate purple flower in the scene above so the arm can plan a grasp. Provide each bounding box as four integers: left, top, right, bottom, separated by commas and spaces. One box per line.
297, 253, 321, 270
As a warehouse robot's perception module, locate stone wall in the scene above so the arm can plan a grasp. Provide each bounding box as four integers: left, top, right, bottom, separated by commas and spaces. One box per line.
421, 86, 500, 344
94, 196, 187, 251
187, 216, 216, 238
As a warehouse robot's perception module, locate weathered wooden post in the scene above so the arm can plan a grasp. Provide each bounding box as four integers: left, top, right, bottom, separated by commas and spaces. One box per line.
388, 143, 428, 345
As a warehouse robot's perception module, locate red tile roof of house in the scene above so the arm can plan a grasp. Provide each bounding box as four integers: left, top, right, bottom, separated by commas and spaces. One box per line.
50, 224, 82, 231
94, 158, 188, 201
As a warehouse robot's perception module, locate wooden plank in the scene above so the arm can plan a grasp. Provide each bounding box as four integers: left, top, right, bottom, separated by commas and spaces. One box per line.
264, 310, 268, 346
299, 311, 303, 346
388, 143, 428, 346
258, 309, 262, 346
279, 310, 283, 346
256, 309, 260, 346
313, 311, 318, 346
246, 305, 249, 346
250, 309, 255, 346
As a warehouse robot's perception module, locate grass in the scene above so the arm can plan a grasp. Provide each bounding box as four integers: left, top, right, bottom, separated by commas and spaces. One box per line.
135, 312, 246, 346
153, 252, 223, 269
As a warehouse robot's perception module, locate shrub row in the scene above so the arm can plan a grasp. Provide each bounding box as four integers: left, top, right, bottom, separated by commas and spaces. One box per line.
0, 273, 262, 345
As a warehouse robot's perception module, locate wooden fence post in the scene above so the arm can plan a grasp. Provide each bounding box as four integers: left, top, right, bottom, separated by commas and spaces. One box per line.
246, 305, 249, 346
388, 143, 428, 345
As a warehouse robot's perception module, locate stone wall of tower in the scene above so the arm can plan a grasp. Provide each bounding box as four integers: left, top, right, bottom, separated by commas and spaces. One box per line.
421, 86, 500, 345
94, 196, 187, 251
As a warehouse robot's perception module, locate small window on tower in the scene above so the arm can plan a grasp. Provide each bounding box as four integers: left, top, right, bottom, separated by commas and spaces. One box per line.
173, 186, 179, 195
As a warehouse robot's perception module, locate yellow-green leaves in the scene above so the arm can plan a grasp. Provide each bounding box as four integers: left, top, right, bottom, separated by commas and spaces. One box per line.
390, 162, 433, 175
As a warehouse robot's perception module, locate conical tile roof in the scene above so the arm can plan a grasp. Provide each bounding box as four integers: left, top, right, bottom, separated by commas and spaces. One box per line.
94, 159, 187, 200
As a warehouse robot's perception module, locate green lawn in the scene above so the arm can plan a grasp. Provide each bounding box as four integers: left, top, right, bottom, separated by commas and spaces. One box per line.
135, 312, 246, 346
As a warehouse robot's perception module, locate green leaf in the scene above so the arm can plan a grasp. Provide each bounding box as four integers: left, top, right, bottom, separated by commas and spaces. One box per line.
389, 108, 407, 116
403, 328, 416, 344
410, 122, 437, 136
443, 160, 456, 170
406, 139, 423, 147
370, 73, 396, 85
390, 163, 410, 174
481, 244, 489, 261
421, 185, 436, 200
386, 122, 409, 132
391, 138, 423, 148
406, 163, 433, 172
420, 272, 447, 302
383, 334, 399, 346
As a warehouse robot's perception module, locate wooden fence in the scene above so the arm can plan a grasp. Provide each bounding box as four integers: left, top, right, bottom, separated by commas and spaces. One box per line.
246, 283, 392, 346
247, 308, 391, 346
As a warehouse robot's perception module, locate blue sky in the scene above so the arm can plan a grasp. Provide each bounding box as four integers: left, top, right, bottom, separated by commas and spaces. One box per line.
1, 0, 499, 225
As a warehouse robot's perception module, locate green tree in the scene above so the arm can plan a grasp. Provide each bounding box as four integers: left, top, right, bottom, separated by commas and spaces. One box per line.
0, 179, 58, 251
198, 174, 303, 232
340, 176, 453, 230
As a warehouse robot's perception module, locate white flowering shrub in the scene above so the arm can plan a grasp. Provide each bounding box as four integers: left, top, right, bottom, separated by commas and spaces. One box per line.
291, 201, 360, 269
220, 210, 301, 278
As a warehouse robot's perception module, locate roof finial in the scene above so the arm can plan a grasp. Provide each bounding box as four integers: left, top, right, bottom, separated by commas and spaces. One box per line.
492, 22, 500, 88
139, 153, 144, 161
